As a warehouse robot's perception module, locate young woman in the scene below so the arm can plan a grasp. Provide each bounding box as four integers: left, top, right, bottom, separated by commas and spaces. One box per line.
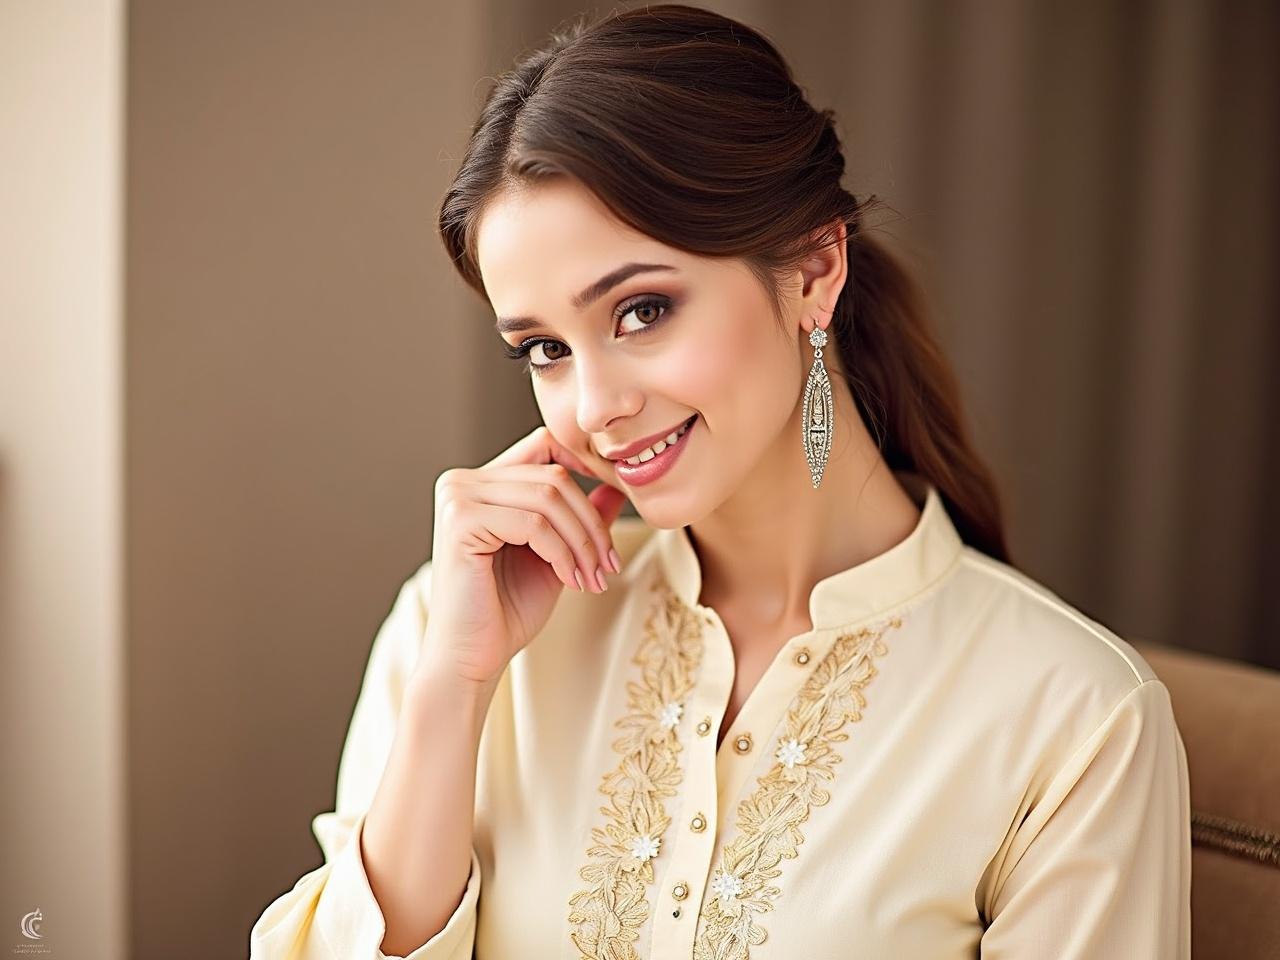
251, 5, 1191, 958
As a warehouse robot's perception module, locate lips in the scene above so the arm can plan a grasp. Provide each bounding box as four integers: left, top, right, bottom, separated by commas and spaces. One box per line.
603, 414, 698, 462
618, 415, 696, 464
611, 413, 698, 486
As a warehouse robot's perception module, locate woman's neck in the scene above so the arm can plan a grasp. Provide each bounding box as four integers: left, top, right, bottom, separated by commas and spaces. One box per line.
688, 414, 922, 637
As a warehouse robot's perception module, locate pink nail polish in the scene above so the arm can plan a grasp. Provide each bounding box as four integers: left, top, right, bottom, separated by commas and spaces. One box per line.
596, 566, 608, 591
609, 548, 622, 573
574, 568, 585, 592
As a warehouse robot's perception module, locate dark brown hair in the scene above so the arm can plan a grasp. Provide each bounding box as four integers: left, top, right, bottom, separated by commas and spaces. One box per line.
438, 3, 1011, 563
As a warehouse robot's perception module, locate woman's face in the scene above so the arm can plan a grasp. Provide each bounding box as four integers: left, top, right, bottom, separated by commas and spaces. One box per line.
475, 177, 807, 528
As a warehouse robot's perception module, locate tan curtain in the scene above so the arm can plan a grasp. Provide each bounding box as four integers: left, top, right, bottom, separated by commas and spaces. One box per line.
471, 0, 1280, 667
757, 0, 1280, 669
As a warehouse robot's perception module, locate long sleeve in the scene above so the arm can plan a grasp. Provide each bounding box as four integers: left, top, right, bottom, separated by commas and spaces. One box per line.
979, 678, 1192, 958
249, 567, 482, 960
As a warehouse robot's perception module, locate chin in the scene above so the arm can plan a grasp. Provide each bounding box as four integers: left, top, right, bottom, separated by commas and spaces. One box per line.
626, 499, 681, 530
628, 491, 711, 531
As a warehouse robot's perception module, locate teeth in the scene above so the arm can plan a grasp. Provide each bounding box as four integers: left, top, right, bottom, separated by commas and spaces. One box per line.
623, 417, 694, 466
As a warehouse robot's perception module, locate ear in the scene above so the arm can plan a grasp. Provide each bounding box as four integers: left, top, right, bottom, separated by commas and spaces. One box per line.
796, 219, 848, 336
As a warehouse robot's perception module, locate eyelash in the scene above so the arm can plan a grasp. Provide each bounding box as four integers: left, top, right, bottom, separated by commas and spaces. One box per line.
501, 295, 675, 375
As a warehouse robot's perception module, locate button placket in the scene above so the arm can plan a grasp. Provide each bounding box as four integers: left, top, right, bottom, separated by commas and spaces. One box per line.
653, 608, 724, 943
713, 630, 842, 828
696, 610, 720, 744
712, 637, 819, 765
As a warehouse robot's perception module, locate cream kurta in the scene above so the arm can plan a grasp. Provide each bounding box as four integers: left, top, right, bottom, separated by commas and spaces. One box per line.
250, 473, 1192, 959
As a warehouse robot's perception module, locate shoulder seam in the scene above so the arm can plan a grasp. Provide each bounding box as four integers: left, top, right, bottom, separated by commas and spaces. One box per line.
959, 551, 1146, 685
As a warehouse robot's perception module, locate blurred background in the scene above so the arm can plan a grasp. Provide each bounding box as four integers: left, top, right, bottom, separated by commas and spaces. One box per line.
2, 0, 1276, 957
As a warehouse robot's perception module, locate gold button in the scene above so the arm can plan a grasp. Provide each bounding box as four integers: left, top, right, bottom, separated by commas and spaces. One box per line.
690, 813, 706, 832
734, 733, 753, 754
794, 647, 811, 665
695, 717, 712, 736
672, 882, 689, 901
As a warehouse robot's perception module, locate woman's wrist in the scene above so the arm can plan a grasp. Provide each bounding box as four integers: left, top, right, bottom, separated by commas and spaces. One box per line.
406, 652, 501, 730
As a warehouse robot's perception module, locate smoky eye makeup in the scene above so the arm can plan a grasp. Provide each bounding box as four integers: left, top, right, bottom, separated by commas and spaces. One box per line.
500, 292, 678, 372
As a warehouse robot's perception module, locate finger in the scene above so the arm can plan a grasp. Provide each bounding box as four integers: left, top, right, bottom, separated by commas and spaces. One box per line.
540, 435, 633, 563
588, 480, 629, 535
480, 424, 552, 470
542, 433, 632, 512
458, 500, 581, 591
589, 481, 629, 573
483, 425, 606, 486
459, 475, 609, 592
542, 428, 599, 480
473, 463, 620, 580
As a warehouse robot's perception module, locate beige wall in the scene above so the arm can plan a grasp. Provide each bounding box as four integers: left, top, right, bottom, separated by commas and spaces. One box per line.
123, 3, 525, 958
0, 1, 127, 958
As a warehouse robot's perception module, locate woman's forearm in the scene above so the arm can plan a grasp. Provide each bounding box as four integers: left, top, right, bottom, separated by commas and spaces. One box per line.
359, 656, 499, 956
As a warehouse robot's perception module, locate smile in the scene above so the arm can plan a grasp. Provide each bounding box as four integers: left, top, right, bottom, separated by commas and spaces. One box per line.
612, 414, 699, 487
620, 414, 697, 464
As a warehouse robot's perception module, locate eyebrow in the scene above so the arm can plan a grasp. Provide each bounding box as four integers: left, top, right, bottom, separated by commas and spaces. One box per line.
494, 262, 677, 334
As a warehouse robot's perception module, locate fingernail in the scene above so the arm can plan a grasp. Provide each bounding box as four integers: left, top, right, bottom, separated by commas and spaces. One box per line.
595, 566, 608, 591
609, 548, 622, 573
574, 568, 585, 592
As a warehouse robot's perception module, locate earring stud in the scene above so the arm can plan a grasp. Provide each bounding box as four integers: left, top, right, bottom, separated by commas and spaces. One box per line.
802, 325, 834, 489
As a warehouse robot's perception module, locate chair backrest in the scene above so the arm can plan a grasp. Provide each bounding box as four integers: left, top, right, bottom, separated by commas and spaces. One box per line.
1132, 640, 1280, 959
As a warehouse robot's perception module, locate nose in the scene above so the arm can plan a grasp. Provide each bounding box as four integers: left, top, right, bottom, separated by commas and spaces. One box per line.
574, 352, 641, 438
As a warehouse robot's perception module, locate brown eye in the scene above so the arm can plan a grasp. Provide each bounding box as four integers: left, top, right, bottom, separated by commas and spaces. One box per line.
500, 294, 677, 376
531, 341, 568, 364
616, 295, 671, 334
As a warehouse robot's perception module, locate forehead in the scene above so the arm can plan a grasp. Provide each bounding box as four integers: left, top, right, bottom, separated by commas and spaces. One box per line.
475, 179, 687, 314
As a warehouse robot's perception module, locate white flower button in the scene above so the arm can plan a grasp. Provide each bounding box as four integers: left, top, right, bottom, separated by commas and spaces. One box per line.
630, 834, 661, 862
710, 868, 743, 901
659, 700, 684, 730
775, 737, 809, 768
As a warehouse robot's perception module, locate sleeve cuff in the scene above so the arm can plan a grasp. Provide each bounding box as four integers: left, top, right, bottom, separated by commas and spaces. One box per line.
315, 811, 481, 960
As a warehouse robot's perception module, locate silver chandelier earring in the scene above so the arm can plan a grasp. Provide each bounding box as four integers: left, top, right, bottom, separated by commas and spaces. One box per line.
802, 324, 834, 489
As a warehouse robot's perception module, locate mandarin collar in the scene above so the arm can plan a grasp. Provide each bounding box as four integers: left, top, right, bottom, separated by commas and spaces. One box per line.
652, 472, 965, 630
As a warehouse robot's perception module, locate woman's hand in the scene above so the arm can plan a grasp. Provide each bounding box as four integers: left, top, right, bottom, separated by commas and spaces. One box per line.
416, 426, 629, 687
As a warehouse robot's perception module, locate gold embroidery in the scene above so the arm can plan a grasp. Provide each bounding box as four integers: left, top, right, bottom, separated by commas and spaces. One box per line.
568, 573, 706, 958
692, 616, 902, 959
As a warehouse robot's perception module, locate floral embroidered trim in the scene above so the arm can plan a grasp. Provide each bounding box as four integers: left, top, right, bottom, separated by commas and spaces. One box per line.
568, 573, 706, 958
692, 616, 902, 959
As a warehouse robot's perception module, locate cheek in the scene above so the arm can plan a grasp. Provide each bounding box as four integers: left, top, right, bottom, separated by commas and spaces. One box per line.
661, 341, 735, 400
533, 389, 577, 439
660, 306, 755, 402
665, 310, 790, 418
